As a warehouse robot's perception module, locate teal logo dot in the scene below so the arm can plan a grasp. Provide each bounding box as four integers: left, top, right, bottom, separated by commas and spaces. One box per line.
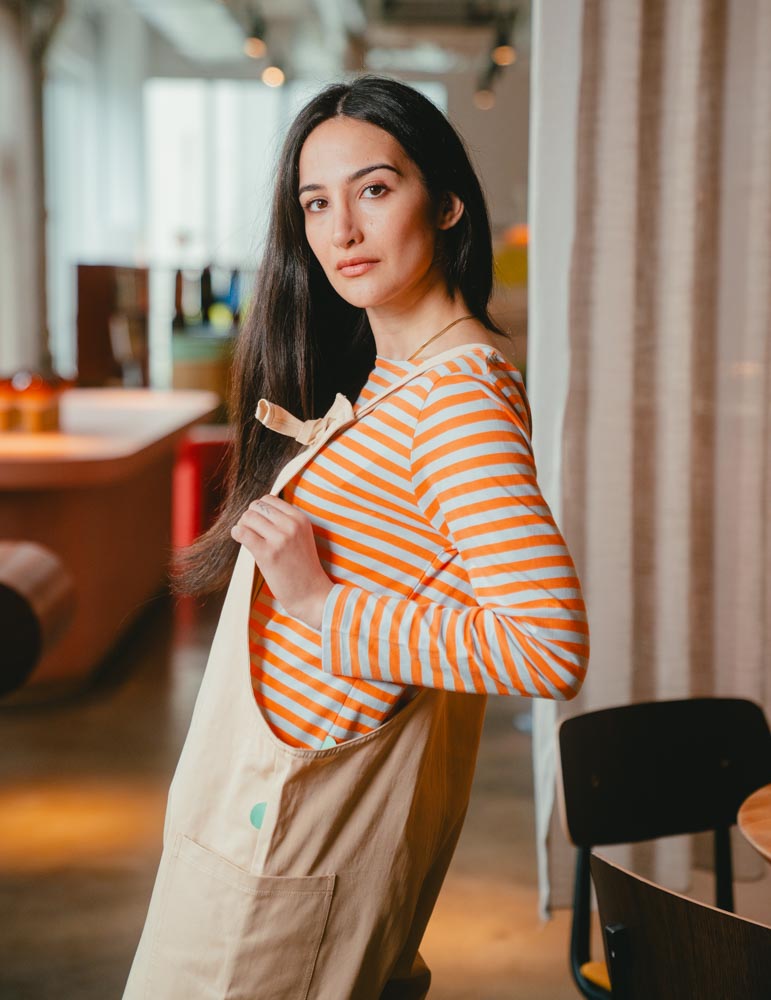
250, 802, 267, 829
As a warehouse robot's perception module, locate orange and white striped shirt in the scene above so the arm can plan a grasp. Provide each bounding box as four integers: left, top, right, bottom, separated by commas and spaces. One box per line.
248, 345, 589, 749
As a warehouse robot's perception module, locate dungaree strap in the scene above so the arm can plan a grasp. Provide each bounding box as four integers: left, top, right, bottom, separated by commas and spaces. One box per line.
254, 341, 495, 445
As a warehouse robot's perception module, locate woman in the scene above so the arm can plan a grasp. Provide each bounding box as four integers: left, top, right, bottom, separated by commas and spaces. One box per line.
123, 75, 588, 1000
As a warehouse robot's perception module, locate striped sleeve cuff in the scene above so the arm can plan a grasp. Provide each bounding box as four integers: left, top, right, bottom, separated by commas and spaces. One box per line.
321, 582, 434, 686
321, 583, 387, 681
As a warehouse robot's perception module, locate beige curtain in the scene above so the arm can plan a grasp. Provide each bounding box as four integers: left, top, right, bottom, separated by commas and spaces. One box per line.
529, 0, 771, 915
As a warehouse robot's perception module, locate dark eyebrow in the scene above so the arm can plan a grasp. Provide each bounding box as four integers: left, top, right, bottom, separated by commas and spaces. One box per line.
298, 163, 402, 198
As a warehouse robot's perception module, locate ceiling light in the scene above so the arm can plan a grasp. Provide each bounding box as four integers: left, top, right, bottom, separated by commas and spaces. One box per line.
490, 9, 518, 68
245, 11, 267, 60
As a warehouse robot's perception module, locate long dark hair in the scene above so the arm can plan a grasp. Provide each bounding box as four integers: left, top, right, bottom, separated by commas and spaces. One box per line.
172, 74, 507, 597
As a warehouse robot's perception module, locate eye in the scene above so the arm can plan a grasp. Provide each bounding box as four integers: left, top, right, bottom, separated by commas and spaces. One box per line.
304, 197, 327, 213
362, 183, 387, 198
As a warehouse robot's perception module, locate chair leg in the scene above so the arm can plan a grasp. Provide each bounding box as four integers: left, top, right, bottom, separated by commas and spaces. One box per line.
714, 826, 734, 913
571, 847, 592, 968
571, 847, 611, 999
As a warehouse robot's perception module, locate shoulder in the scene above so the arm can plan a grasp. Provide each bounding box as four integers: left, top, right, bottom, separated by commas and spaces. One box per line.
413, 345, 531, 434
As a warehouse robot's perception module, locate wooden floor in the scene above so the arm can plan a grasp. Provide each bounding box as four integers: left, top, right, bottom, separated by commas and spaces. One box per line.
1, 591, 768, 999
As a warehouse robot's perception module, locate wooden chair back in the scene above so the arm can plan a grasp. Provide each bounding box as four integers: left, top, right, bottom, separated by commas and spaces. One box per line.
590, 851, 771, 999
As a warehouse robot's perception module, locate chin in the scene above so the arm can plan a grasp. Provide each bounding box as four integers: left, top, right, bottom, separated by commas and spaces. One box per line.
331, 283, 391, 310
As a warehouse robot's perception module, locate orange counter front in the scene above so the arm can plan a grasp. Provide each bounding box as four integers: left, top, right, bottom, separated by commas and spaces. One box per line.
0, 388, 219, 697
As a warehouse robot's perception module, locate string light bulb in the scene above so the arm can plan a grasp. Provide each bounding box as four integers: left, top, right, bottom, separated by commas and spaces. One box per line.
492, 43, 516, 66
473, 88, 495, 110
262, 65, 285, 87
244, 37, 266, 58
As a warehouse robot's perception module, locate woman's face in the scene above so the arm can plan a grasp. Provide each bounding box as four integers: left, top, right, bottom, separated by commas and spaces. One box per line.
297, 116, 455, 311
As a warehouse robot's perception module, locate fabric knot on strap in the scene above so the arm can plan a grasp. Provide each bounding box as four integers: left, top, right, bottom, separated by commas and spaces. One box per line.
254, 392, 355, 447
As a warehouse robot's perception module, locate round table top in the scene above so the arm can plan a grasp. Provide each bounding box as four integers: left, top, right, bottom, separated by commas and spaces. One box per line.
738, 783, 771, 864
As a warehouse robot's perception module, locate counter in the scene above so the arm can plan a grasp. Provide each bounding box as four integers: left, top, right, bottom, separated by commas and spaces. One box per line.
0, 388, 219, 697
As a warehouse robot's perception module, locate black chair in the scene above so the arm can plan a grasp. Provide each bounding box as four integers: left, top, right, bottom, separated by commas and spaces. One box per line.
556, 697, 771, 999
590, 851, 771, 999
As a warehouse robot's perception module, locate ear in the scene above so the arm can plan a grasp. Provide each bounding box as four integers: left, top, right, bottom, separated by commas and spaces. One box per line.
437, 191, 465, 230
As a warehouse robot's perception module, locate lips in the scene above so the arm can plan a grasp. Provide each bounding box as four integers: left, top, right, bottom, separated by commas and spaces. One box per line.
336, 257, 379, 277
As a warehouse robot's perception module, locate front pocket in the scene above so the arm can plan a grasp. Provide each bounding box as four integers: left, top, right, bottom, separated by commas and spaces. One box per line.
147, 834, 335, 1000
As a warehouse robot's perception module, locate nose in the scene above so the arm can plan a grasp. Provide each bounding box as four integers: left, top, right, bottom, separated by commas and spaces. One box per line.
331, 200, 362, 249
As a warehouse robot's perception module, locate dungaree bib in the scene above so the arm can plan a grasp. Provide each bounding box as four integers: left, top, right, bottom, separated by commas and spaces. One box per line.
122, 344, 492, 1000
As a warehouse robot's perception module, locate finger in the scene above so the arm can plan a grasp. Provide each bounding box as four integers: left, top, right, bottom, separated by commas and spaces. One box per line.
247, 499, 274, 520
233, 503, 272, 537
239, 508, 280, 537
249, 495, 296, 525
231, 521, 267, 547
257, 494, 293, 512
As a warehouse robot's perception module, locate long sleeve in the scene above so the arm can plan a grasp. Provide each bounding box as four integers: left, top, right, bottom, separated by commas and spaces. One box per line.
320, 362, 589, 700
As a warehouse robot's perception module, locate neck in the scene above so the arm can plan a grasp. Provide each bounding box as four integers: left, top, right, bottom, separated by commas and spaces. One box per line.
367, 285, 472, 362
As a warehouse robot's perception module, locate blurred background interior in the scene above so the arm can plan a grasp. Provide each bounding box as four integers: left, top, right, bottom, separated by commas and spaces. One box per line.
1, 0, 770, 998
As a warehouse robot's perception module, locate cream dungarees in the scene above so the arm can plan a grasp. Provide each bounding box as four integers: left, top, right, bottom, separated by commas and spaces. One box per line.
122, 345, 492, 999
